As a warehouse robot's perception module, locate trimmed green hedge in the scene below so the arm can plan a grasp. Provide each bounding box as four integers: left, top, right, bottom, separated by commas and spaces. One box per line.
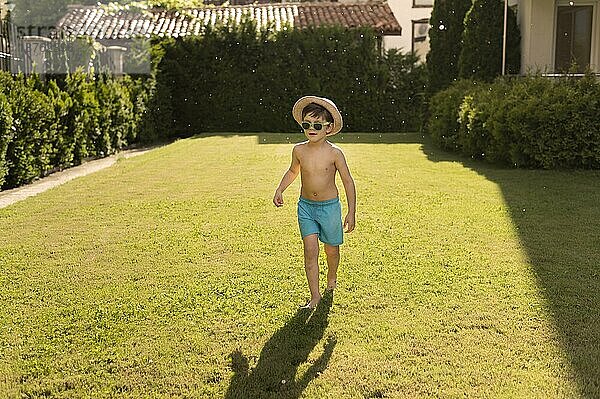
151, 21, 426, 136
0, 70, 146, 190
427, 76, 600, 169
0, 92, 13, 186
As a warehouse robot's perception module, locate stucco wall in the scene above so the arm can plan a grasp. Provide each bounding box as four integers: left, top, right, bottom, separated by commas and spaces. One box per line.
519, 0, 556, 73
384, 0, 433, 61
519, 0, 600, 73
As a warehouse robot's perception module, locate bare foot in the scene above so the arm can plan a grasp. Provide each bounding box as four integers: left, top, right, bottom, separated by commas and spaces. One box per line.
300, 297, 321, 309
326, 280, 337, 291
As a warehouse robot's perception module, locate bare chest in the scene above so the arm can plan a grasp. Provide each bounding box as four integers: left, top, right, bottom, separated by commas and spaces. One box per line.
298, 153, 336, 176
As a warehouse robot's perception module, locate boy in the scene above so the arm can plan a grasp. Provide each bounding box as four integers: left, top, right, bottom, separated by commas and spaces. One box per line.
273, 96, 356, 309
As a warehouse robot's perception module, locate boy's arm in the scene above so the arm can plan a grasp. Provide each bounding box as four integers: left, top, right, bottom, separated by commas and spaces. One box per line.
273, 146, 300, 207
335, 149, 356, 233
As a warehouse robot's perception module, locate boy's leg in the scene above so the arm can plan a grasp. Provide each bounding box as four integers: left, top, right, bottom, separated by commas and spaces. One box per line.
324, 244, 339, 290
303, 233, 321, 307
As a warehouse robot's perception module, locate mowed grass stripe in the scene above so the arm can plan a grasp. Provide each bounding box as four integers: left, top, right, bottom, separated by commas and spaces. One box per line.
0, 134, 595, 398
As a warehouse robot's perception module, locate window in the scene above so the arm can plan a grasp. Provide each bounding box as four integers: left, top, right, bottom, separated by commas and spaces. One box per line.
555, 5, 593, 72
413, 0, 433, 8
412, 19, 430, 60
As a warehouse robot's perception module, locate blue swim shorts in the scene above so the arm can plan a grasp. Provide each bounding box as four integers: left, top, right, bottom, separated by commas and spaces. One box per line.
297, 196, 343, 246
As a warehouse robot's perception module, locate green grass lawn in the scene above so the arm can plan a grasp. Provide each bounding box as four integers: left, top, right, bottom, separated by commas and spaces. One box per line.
1, 133, 599, 398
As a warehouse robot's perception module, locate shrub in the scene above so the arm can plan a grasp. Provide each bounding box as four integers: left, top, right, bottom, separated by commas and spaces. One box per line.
46, 80, 76, 169
96, 74, 136, 152
428, 75, 600, 169
502, 76, 600, 168
122, 75, 149, 144
379, 49, 427, 132
2, 75, 56, 188
65, 70, 101, 161
0, 69, 146, 190
427, 79, 480, 151
139, 69, 175, 143
0, 92, 13, 187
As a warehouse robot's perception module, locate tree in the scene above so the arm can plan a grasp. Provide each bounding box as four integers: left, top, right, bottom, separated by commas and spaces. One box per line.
459, 0, 520, 81
425, 0, 472, 94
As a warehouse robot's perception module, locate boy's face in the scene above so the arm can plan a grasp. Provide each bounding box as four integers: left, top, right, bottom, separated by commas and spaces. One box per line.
301, 113, 333, 142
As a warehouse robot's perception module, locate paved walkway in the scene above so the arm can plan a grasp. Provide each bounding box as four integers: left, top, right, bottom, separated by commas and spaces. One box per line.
0, 147, 155, 209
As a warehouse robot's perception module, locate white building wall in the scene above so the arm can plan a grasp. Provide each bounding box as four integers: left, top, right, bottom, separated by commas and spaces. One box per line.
519, 0, 600, 73
518, 0, 555, 73
385, 0, 433, 60
337, 0, 433, 60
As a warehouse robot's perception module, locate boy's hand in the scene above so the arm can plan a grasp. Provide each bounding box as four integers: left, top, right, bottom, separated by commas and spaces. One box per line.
344, 213, 355, 233
273, 190, 284, 207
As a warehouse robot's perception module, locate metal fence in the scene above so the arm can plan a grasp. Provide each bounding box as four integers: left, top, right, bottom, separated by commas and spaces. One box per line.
1, 21, 148, 76
0, 18, 29, 74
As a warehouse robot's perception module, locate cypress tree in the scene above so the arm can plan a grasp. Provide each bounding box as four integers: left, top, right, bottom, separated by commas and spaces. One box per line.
426, 0, 472, 94
459, 0, 521, 81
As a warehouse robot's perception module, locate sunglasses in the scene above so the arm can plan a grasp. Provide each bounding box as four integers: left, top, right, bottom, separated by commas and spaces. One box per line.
300, 121, 332, 131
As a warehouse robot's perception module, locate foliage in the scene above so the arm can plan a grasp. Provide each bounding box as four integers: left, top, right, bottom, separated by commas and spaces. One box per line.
427, 79, 481, 151
46, 80, 76, 168
122, 75, 151, 144
459, 0, 521, 81
380, 49, 428, 132
0, 70, 144, 190
64, 70, 101, 160
426, 0, 472, 94
152, 20, 427, 136
0, 74, 56, 188
0, 92, 13, 187
96, 73, 136, 152
427, 75, 600, 169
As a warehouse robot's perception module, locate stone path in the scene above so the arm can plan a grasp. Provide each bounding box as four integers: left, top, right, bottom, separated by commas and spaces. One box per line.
0, 147, 155, 209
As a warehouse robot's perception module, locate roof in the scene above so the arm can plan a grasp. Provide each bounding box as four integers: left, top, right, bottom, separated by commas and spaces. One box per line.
55, 2, 401, 40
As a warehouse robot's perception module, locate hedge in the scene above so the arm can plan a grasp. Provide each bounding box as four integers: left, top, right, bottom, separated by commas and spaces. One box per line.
150, 21, 427, 137
0, 70, 146, 190
427, 75, 600, 169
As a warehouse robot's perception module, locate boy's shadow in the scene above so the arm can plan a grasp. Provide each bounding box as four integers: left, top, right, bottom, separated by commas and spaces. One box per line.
225, 290, 336, 399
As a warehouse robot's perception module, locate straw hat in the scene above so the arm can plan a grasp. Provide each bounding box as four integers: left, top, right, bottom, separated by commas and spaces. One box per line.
292, 96, 343, 136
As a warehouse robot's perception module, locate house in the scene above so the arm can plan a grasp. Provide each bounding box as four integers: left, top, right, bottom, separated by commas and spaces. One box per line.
49, 1, 600, 76
206, 0, 434, 62
518, 0, 600, 74
382, 0, 433, 61
57, 2, 402, 44
53, 2, 402, 74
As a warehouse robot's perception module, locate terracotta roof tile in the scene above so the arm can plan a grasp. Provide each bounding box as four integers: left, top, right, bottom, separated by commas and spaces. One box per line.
55, 2, 400, 40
